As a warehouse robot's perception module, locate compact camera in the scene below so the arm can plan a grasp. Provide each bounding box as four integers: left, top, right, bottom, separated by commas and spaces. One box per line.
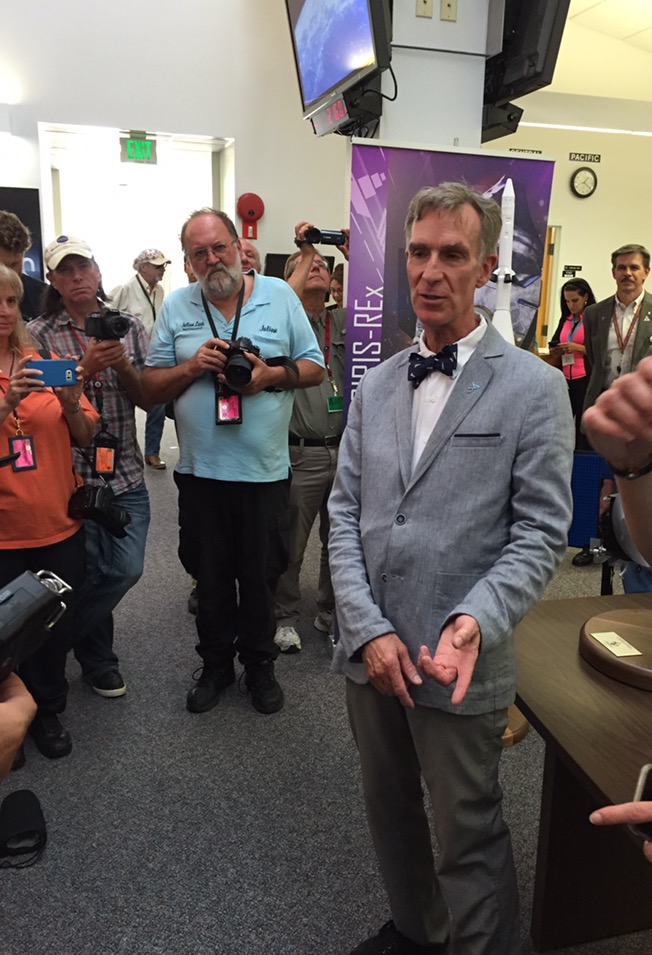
86, 308, 131, 340
68, 483, 131, 538
222, 336, 261, 389
303, 228, 347, 247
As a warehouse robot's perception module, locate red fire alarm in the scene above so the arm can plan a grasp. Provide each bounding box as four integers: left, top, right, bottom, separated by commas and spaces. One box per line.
236, 193, 265, 240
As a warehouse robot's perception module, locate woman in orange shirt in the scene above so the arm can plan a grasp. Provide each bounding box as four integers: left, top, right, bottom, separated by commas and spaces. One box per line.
0, 264, 98, 763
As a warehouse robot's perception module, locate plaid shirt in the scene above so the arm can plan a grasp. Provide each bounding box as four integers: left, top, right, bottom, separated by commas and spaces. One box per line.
29, 307, 150, 495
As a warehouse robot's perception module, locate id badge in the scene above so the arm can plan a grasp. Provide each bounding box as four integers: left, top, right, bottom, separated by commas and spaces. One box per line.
93, 432, 118, 477
327, 394, 344, 413
9, 435, 37, 472
215, 391, 243, 425
562, 353, 575, 367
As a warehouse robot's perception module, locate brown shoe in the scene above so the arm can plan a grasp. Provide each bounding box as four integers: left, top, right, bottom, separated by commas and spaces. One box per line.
145, 454, 166, 469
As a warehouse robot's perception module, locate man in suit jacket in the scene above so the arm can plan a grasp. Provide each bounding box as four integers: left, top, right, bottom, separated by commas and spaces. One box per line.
583, 244, 652, 413
582, 244, 652, 591
329, 183, 574, 955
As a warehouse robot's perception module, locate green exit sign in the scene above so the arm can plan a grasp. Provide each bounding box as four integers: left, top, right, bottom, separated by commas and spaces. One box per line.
120, 132, 157, 164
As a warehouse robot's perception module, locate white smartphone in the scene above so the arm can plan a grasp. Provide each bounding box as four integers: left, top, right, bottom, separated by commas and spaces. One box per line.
630, 763, 652, 840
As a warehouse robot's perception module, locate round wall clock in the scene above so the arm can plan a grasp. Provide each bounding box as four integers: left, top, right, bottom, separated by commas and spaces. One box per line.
570, 166, 598, 198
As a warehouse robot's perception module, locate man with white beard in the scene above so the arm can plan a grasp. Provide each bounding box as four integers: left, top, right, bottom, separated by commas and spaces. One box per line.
142, 209, 324, 716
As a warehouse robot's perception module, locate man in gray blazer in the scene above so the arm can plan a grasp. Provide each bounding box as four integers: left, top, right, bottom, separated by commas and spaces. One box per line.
582, 243, 652, 413
582, 244, 652, 591
329, 183, 574, 955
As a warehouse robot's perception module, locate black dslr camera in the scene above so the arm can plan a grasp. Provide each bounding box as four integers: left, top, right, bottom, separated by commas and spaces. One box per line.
222, 336, 261, 389
86, 308, 131, 340
68, 483, 131, 539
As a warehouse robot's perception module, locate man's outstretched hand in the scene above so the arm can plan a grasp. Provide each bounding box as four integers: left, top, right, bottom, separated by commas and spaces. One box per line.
418, 614, 481, 705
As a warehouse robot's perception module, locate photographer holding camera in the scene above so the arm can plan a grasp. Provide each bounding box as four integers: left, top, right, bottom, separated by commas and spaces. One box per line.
142, 209, 325, 716
0, 263, 98, 760
29, 235, 152, 704
273, 221, 348, 655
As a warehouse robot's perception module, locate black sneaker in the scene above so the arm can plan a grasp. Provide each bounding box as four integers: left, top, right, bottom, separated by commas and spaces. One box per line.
29, 713, 72, 759
350, 921, 449, 955
90, 669, 126, 698
186, 663, 235, 713
244, 660, 284, 714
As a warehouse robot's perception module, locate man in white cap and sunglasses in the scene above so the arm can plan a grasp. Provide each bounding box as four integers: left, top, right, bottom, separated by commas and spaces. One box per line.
110, 249, 171, 469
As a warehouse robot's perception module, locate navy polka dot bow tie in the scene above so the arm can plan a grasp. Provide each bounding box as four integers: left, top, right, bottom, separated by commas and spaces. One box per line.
407, 343, 458, 388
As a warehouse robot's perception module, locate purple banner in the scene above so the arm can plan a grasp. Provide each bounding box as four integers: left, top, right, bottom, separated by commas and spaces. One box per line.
346, 143, 555, 402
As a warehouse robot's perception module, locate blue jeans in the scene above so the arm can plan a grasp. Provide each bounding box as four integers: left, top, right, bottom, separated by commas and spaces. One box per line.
144, 404, 166, 456
73, 481, 150, 679
622, 561, 652, 594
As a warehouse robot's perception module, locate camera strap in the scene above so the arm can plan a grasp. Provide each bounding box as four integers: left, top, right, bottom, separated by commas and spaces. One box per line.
200, 282, 245, 343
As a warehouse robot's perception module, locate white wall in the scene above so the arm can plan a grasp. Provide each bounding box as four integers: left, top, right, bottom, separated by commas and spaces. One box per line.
1, 1, 349, 268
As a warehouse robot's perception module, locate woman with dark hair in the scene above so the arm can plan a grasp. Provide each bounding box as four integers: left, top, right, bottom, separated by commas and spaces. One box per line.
550, 277, 596, 565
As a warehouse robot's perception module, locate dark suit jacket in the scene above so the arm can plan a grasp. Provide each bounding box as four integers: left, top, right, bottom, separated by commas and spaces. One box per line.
583, 290, 652, 411
20, 273, 47, 321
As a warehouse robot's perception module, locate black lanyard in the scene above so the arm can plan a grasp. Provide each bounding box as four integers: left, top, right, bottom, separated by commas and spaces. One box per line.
136, 275, 157, 325
200, 282, 245, 341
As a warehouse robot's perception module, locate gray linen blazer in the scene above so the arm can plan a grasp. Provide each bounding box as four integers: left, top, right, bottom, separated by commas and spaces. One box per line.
328, 323, 574, 716
583, 290, 652, 411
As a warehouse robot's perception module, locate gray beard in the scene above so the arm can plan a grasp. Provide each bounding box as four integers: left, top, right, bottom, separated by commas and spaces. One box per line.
201, 261, 242, 301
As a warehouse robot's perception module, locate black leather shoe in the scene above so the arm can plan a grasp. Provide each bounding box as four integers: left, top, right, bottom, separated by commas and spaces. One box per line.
29, 714, 72, 759
244, 660, 284, 714
572, 546, 594, 567
186, 664, 235, 713
350, 921, 449, 954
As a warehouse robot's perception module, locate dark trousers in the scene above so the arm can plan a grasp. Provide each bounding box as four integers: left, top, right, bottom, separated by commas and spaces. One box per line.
0, 529, 86, 713
175, 472, 290, 668
567, 375, 590, 450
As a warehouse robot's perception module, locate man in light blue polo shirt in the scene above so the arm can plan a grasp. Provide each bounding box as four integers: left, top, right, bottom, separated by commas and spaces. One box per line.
143, 208, 324, 715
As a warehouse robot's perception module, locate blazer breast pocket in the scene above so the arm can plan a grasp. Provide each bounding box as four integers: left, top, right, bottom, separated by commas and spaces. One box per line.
450, 433, 503, 448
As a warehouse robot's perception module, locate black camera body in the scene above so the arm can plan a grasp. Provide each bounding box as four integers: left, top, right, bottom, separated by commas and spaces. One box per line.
223, 336, 261, 389
68, 484, 131, 539
303, 227, 346, 247
86, 308, 131, 341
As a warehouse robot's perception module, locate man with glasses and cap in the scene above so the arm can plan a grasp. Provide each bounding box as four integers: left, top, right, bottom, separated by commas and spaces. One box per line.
110, 248, 171, 469
29, 235, 152, 712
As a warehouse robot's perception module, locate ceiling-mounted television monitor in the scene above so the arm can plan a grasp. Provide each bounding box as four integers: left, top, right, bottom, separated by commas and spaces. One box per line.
284, 0, 392, 126
484, 0, 570, 107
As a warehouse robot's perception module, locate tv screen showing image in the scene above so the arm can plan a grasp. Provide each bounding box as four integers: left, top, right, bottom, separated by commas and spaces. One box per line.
285, 0, 391, 119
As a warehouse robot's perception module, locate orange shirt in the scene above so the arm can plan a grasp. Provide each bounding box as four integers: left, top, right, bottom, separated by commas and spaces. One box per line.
0, 349, 100, 548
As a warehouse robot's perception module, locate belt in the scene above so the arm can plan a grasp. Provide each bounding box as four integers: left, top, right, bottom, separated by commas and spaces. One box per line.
289, 435, 340, 448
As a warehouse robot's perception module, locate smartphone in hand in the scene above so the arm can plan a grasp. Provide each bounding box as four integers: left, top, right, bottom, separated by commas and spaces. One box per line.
25, 359, 78, 388
630, 764, 652, 840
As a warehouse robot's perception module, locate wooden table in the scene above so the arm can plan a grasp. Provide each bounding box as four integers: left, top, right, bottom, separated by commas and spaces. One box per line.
514, 593, 652, 951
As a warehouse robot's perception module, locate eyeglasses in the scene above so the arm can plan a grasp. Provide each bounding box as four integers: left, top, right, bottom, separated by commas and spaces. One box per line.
189, 240, 237, 264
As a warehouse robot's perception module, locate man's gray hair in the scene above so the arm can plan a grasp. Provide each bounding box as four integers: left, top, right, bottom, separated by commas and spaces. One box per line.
180, 208, 238, 252
611, 244, 650, 270
404, 182, 502, 260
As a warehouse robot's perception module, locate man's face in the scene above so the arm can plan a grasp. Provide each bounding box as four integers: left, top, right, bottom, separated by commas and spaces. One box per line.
0, 248, 25, 275
139, 261, 166, 288
304, 255, 331, 294
47, 255, 101, 309
184, 215, 242, 301
330, 278, 343, 307
612, 253, 650, 302
406, 206, 496, 348
239, 239, 261, 273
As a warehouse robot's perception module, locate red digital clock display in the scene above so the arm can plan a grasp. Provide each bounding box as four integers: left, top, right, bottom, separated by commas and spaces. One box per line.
311, 97, 350, 137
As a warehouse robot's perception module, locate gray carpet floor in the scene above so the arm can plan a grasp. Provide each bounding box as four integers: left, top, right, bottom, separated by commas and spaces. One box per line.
2, 417, 650, 955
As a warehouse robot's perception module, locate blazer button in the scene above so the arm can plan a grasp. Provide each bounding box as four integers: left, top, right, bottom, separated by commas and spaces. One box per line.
395, 514, 406, 525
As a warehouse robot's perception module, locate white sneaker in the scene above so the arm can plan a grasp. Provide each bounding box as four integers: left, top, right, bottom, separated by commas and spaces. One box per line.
313, 611, 334, 636
274, 626, 302, 654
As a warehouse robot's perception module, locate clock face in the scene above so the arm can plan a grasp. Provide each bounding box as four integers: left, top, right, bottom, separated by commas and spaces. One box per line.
571, 166, 598, 198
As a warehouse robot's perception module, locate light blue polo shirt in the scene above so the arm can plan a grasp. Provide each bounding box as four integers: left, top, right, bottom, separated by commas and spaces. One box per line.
146, 273, 324, 482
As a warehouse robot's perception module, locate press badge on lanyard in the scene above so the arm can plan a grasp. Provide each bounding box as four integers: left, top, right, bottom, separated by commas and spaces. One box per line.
324, 312, 343, 412
92, 429, 118, 477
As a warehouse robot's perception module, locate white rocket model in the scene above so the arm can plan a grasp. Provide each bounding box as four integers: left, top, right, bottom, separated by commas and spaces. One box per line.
492, 177, 516, 345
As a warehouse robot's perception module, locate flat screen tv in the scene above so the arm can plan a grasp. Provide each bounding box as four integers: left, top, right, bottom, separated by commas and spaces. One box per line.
484, 0, 570, 107
284, 0, 392, 122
